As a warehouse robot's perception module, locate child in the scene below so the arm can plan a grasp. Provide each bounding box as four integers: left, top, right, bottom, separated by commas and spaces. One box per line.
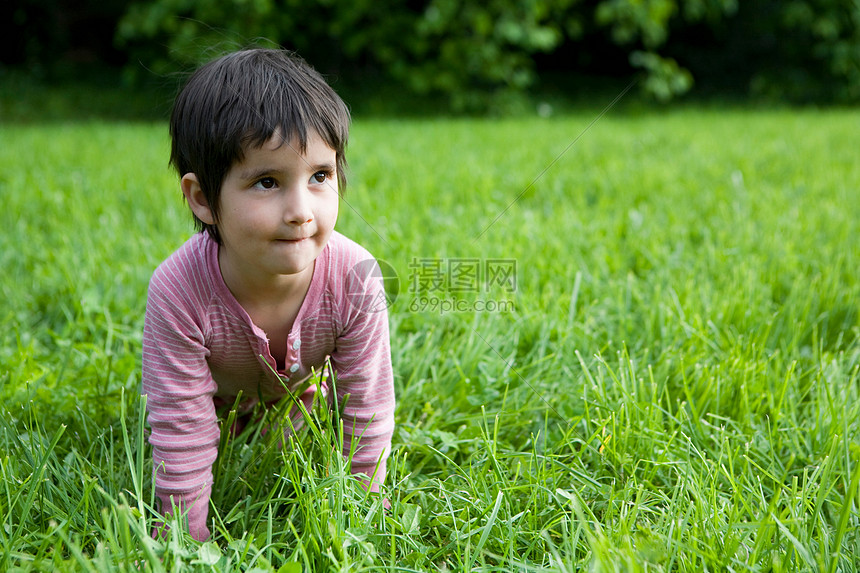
141, 48, 395, 541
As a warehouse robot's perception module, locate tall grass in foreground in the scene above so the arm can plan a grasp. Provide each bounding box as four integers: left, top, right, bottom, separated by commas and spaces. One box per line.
1, 108, 859, 570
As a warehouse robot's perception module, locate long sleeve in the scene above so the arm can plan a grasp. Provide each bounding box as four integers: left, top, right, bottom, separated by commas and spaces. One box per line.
330, 259, 396, 492
142, 256, 220, 541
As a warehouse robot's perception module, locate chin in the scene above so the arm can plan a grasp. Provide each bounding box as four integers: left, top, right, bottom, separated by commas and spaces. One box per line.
276, 254, 317, 275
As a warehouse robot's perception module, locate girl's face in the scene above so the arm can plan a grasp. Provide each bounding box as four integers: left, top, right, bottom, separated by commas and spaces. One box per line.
210, 129, 339, 289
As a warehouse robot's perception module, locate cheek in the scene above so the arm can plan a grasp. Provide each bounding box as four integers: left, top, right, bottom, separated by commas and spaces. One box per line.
318, 195, 339, 225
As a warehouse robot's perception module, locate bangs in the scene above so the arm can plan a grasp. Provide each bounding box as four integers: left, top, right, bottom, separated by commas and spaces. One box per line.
237, 59, 350, 157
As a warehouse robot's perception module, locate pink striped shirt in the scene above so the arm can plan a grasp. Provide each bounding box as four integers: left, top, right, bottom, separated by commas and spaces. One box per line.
142, 230, 395, 540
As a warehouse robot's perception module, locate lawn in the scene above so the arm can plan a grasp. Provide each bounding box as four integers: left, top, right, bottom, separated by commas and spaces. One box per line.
1, 106, 859, 571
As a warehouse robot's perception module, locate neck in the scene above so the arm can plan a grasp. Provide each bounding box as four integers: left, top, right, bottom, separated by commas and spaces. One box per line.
218, 252, 315, 308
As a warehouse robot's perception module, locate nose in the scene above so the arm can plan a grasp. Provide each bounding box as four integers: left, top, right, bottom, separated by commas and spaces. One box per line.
284, 185, 314, 225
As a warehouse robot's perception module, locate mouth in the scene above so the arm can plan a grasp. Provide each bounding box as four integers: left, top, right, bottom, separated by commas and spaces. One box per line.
277, 236, 310, 243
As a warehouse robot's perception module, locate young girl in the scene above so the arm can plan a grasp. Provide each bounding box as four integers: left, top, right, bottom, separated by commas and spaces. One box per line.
142, 48, 395, 541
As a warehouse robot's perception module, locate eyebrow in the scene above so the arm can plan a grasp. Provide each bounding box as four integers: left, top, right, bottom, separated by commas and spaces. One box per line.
311, 162, 337, 173
237, 167, 275, 182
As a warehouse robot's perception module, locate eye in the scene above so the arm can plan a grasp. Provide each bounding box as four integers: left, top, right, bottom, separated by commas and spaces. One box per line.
253, 177, 277, 190
310, 171, 331, 184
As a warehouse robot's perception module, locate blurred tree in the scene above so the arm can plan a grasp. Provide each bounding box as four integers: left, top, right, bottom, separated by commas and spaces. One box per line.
374, 0, 577, 110
761, 0, 860, 101
592, 0, 738, 101
115, 0, 576, 110
5, 0, 858, 108
109, 0, 749, 107
2, 0, 131, 78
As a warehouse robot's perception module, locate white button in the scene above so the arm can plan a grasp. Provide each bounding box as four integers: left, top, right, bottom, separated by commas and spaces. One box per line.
292, 340, 301, 350
289, 363, 300, 373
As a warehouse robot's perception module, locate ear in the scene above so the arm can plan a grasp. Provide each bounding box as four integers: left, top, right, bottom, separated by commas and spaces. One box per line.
181, 173, 216, 225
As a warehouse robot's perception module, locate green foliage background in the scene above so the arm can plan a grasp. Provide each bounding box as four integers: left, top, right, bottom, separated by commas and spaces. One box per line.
4, 0, 860, 111
114, 0, 860, 107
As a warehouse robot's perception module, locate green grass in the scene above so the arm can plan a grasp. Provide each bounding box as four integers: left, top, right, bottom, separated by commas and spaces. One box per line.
1, 107, 859, 571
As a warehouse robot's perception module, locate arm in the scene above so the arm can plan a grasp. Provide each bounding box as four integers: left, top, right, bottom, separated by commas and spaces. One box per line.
330, 269, 396, 493
142, 278, 220, 541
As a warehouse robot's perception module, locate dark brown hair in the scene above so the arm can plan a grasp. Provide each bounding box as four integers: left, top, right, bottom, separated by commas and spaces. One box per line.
169, 48, 351, 243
